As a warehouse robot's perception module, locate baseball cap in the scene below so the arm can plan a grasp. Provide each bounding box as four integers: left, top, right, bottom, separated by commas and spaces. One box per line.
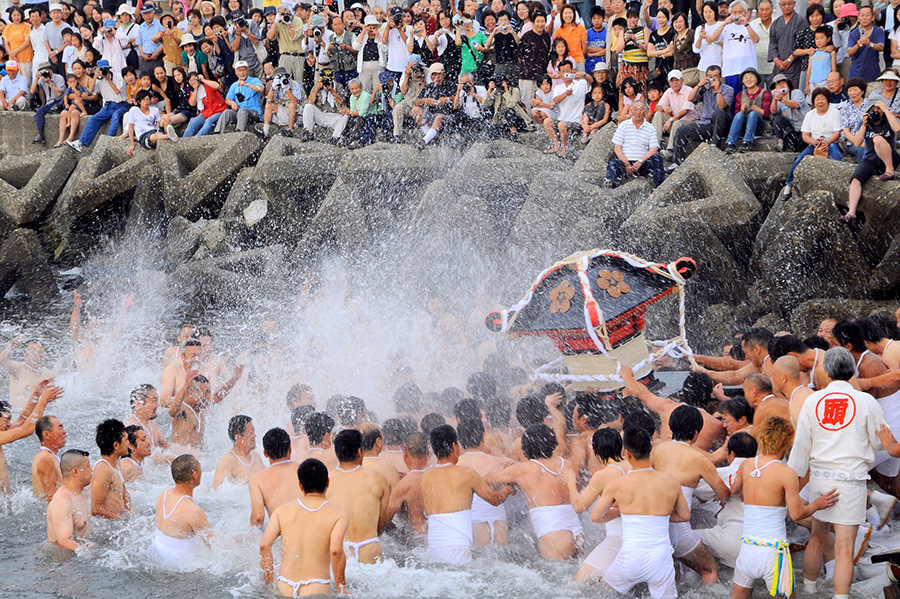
428, 62, 444, 74
103, 18, 116, 27
228, 9, 243, 19
140, 2, 155, 13
274, 66, 288, 76
667, 69, 683, 80
838, 3, 858, 17
363, 14, 378, 25
97, 58, 111, 68
49, 3, 63, 11
234, 60, 249, 69
309, 13, 325, 27
5, 60, 18, 71
877, 70, 900, 82
263, 6, 276, 15
771, 73, 788, 85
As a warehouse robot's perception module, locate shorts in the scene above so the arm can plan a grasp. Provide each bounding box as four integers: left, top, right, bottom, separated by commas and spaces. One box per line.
669, 520, 702, 558
873, 450, 900, 477
138, 130, 157, 149
852, 152, 900, 184
733, 541, 779, 590
604, 546, 676, 599
808, 477, 868, 526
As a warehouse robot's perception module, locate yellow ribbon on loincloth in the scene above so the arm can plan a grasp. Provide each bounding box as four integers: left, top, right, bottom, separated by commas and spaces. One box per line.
740, 537, 793, 598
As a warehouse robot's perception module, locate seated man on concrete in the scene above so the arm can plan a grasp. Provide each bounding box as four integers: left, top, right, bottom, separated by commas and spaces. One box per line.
301, 67, 349, 143
0, 60, 30, 111
603, 100, 666, 188
215, 60, 265, 134
669, 65, 734, 171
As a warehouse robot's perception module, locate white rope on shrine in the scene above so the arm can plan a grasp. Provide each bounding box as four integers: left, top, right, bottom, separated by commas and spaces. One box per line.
509, 249, 698, 388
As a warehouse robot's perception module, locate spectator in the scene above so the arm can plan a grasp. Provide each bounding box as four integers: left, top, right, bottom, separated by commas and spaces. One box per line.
891, 11, 900, 70
583, 6, 607, 75
603, 100, 665, 187
647, 8, 675, 83
183, 71, 227, 136
792, 6, 830, 89
547, 35, 571, 87
825, 70, 848, 107
770, 72, 809, 151
617, 75, 643, 122
866, 68, 900, 116
515, 1, 532, 33
542, 57, 590, 157
613, 8, 648, 86
158, 14, 184, 76
768, 0, 807, 88
652, 69, 696, 158
847, 6, 884, 83
266, 3, 310, 87
843, 92, 900, 224
164, 67, 195, 127
262, 65, 301, 136
117, 5, 139, 71
54, 61, 100, 147
228, 9, 262, 78
670, 64, 733, 169
840, 75, 868, 162
529, 72, 557, 127
29, 8, 49, 84
725, 66, 770, 154
96, 19, 127, 76
408, 15, 433, 67
431, 11, 462, 83
136, 2, 164, 73
486, 10, 519, 82
305, 13, 333, 74
45, 4, 70, 77
580, 81, 611, 141
781, 86, 842, 198
517, 10, 550, 104
383, 6, 411, 81
750, 0, 774, 87
302, 66, 348, 143
65, 58, 130, 152
709, 0, 758, 92
125, 88, 177, 156
486, 75, 528, 134
553, 4, 587, 71
834, 3, 858, 78
454, 71, 489, 128
804, 25, 836, 96
411, 61, 455, 147
353, 15, 385, 93
153, 65, 177, 113
3, 7, 33, 84
593, 63, 618, 108
180, 34, 210, 80
184, 9, 205, 41
670, 12, 699, 87
693, 1, 723, 75
392, 55, 427, 139
31, 61, 66, 144
342, 77, 375, 146
215, 60, 264, 133
0, 60, 30, 110
330, 16, 359, 93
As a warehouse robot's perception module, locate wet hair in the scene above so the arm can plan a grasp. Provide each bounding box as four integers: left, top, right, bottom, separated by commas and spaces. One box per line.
285, 383, 312, 408
832, 320, 865, 352
744, 373, 773, 395
263, 427, 291, 460
430, 424, 458, 459
592, 427, 623, 462
95, 418, 126, 456
457, 418, 485, 449
575, 393, 618, 428
0, 400, 10, 416
394, 382, 424, 414
228, 415, 252, 443
720, 396, 753, 424
623, 409, 657, 435
521, 423, 558, 459
873, 314, 900, 340
804, 335, 831, 351
727, 431, 757, 458
383, 418, 415, 446
485, 397, 511, 428
421, 412, 445, 434
60, 449, 89, 476
324, 394, 344, 419
297, 458, 329, 493
768, 334, 806, 361
129, 383, 156, 408
674, 372, 714, 408
669, 404, 703, 442
454, 398, 483, 422
405, 431, 429, 457
180, 338, 202, 354
305, 412, 335, 445
171, 454, 200, 484
858, 317, 889, 344
35, 415, 54, 442
124, 424, 141, 449
441, 386, 465, 407
756, 416, 794, 455
516, 395, 549, 427
743, 328, 773, 353
466, 372, 497, 401
291, 405, 315, 435
623, 426, 652, 459
334, 429, 363, 463
361, 425, 383, 452
823, 347, 856, 381
338, 395, 366, 427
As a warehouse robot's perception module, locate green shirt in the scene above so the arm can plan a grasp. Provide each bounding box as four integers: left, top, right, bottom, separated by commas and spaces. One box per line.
350, 90, 371, 115
460, 32, 486, 74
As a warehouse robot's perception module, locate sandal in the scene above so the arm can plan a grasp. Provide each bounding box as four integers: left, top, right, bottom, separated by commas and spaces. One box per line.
53, 141, 65, 148
879, 172, 896, 181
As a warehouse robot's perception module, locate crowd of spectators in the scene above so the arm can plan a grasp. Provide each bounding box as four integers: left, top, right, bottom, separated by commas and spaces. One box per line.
0, 0, 898, 214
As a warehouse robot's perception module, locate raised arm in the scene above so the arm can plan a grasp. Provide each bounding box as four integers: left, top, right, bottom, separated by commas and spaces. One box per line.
621, 365, 674, 416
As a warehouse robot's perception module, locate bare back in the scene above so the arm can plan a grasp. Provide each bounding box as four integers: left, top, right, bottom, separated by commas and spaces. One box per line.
306, 447, 338, 470
32, 450, 62, 501
362, 456, 400, 490
422, 464, 491, 515
326, 466, 389, 543
249, 462, 304, 525
604, 469, 686, 516
155, 488, 209, 541
489, 457, 576, 508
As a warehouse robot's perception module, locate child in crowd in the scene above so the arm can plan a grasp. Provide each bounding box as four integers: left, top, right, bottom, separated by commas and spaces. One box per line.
581, 82, 611, 142
530, 74, 558, 127
805, 26, 836, 97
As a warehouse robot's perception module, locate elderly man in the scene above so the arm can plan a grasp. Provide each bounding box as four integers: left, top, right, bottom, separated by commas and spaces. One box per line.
215, 60, 265, 133
392, 55, 428, 139
412, 62, 456, 148
0, 61, 30, 111
768, 0, 807, 87
262, 66, 302, 137
302, 66, 348, 142
670, 65, 734, 170
603, 100, 665, 188
136, 2, 164, 74
750, 0, 774, 87
826, 71, 848, 107
847, 6, 884, 83
651, 69, 696, 158
788, 347, 886, 599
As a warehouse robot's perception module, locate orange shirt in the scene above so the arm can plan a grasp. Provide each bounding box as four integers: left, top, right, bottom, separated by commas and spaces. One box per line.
554, 23, 586, 64
3, 22, 34, 63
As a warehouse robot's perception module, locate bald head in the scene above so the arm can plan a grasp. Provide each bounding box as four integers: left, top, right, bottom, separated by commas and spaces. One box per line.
171, 454, 200, 484
774, 355, 801, 378
60, 449, 89, 479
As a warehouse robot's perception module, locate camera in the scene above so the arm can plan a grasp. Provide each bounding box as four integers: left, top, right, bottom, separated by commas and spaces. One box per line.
867, 106, 884, 126
235, 16, 247, 28
411, 63, 425, 77
313, 26, 323, 38
87, 67, 96, 76
41, 69, 52, 79
236, 91, 246, 102
837, 16, 851, 30
280, 9, 292, 20
564, 72, 575, 79
706, 77, 714, 84
392, 12, 403, 25
463, 82, 472, 93
100, 67, 112, 77
278, 74, 290, 87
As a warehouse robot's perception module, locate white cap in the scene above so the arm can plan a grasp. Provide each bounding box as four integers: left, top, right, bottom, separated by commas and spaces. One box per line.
363, 14, 379, 25
49, 3, 64, 11
234, 60, 249, 69
668, 69, 684, 80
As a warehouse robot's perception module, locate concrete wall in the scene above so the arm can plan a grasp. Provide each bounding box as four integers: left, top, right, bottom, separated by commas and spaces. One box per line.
0, 111, 91, 159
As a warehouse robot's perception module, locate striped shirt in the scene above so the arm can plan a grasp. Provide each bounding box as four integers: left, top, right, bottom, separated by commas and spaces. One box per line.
612, 118, 659, 161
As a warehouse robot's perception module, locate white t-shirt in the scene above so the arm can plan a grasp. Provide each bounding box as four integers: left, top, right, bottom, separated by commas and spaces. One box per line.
386, 26, 410, 72
128, 105, 161, 138
800, 106, 841, 140
720, 23, 759, 77
552, 78, 588, 123
535, 87, 558, 118
457, 84, 488, 118
29, 24, 49, 72
890, 29, 900, 68
694, 24, 723, 72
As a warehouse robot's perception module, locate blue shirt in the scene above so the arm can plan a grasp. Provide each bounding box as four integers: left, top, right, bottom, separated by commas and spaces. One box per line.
137, 19, 164, 55
697, 82, 734, 124
847, 26, 885, 82
808, 49, 831, 84
585, 26, 607, 74
226, 77, 264, 112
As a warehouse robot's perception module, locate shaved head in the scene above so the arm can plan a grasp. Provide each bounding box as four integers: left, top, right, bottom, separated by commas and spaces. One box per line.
774, 355, 801, 378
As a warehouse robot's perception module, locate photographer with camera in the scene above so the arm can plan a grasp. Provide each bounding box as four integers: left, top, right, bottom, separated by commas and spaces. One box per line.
842, 84, 900, 225
266, 3, 311, 86
30, 61, 66, 144
833, 3, 858, 77
96, 18, 127, 76
411, 61, 455, 147
484, 10, 519, 84
302, 66, 349, 142
382, 6, 410, 82
541, 57, 590, 157
214, 60, 265, 132
429, 11, 462, 83
485, 74, 527, 135
65, 58, 131, 152
407, 15, 433, 67
769, 72, 809, 152
227, 9, 263, 79
669, 65, 734, 170
305, 14, 334, 76
183, 71, 227, 136
262, 66, 302, 136
137, 2, 165, 74
455, 70, 488, 125
157, 13, 184, 76
329, 16, 359, 93
392, 53, 428, 139
353, 14, 386, 93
